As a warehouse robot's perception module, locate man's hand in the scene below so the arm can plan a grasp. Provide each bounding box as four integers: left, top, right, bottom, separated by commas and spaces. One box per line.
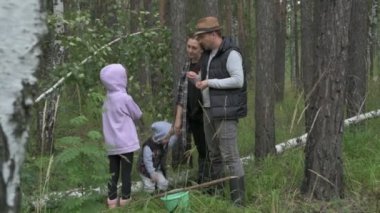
151, 172, 160, 183
195, 80, 208, 90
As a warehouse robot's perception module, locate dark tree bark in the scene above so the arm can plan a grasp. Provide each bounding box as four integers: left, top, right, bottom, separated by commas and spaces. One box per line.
293, 0, 301, 90
35, 0, 64, 155
369, 0, 378, 78
301, 0, 352, 200
237, 0, 252, 79
204, 0, 219, 17
91, 0, 117, 27
274, 0, 287, 102
255, 0, 276, 159
159, 0, 169, 26
130, 0, 140, 32
346, 0, 371, 117
0, 0, 45, 211
225, 0, 233, 37
301, 0, 316, 132
143, 0, 154, 27
169, 0, 187, 167
244, 0, 255, 79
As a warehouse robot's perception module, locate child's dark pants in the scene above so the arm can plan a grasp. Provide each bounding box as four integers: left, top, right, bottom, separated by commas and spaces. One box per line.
108, 152, 134, 200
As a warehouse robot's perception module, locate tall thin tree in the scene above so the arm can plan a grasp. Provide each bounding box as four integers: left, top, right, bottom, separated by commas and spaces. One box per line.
255, 0, 276, 159
159, 0, 169, 26
301, 0, 316, 132
369, 0, 378, 78
35, 0, 65, 156
301, 0, 352, 200
293, 0, 301, 90
274, 0, 287, 102
204, 0, 219, 17
346, 0, 370, 117
169, 0, 188, 168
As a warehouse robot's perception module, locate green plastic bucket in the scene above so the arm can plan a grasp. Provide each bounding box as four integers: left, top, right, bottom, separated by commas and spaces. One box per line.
160, 191, 189, 212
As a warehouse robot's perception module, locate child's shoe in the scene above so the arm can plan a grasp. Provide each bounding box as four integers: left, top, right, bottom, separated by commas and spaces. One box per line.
107, 198, 118, 209
119, 197, 132, 207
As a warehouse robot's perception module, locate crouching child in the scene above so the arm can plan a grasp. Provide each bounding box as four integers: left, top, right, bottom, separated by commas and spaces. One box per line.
137, 121, 178, 193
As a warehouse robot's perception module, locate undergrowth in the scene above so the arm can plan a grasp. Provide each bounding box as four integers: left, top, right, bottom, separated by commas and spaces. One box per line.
21, 79, 380, 212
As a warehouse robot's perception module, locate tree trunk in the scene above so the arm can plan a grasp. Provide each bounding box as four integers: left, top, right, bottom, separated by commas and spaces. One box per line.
346, 0, 370, 117
169, 0, 187, 167
204, 0, 219, 17
143, 0, 154, 27
0, 0, 45, 211
274, 0, 287, 102
293, 0, 301, 90
225, 0, 233, 37
130, 0, 140, 32
301, 0, 316, 132
35, 0, 64, 155
301, 0, 352, 200
369, 0, 378, 78
255, 0, 276, 159
237, 0, 252, 80
159, 0, 169, 26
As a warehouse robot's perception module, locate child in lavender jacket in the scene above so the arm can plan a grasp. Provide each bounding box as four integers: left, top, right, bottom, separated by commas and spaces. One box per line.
100, 64, 142, 209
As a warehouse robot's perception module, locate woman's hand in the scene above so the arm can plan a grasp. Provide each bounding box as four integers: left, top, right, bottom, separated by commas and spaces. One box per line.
195, 80, 208, 90
173, 119, 181, 135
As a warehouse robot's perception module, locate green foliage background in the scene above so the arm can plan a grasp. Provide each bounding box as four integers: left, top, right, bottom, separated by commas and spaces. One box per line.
21, 1, 380, 212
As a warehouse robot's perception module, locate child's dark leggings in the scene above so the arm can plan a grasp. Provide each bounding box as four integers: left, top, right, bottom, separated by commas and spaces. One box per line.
108, 152, 134, 200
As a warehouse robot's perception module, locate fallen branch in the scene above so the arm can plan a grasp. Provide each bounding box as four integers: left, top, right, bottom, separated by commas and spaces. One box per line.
275, 109, 380, 154
152, 176, 238, 199
34, 28, 159, 103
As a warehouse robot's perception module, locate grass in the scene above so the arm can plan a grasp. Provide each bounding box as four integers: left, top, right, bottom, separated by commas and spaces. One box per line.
21, 77, 380, 212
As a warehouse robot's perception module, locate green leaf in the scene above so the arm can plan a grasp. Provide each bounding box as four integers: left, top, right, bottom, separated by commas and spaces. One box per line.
57, 136, 82, 146
56, 147, 81, 164
87, 130, 102, 141
70, 115, 88, 126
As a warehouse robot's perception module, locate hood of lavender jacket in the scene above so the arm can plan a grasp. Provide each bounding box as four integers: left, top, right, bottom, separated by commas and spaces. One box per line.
100, 64, 142, 155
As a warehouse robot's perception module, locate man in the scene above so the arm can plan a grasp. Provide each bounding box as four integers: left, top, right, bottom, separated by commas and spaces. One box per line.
187, 16, 247, 206
173, 36, 210, 184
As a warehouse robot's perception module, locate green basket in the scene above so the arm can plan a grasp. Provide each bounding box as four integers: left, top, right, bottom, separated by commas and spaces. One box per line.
160, 191, 189, 212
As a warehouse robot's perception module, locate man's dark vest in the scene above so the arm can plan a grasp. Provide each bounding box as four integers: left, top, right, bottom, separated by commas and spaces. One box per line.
138, 137, 167, 178
201, 37, 247, 119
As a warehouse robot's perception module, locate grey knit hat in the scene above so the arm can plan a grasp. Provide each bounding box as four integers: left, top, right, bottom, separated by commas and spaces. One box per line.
152, 121, 172, 142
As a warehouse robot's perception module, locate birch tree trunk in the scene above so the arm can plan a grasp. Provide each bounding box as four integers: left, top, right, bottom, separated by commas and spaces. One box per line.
301, 0, 351, 200
0, 0, 46, 212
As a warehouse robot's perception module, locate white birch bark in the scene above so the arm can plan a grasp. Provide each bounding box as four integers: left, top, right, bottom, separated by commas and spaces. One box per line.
0, 0, 46, 212
275, 109, 380, 154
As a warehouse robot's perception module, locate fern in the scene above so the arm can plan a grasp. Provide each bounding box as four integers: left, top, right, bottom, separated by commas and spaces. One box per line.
86, 130, 102, 141
55, 147, 81, 164
69, 115, 88, 127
